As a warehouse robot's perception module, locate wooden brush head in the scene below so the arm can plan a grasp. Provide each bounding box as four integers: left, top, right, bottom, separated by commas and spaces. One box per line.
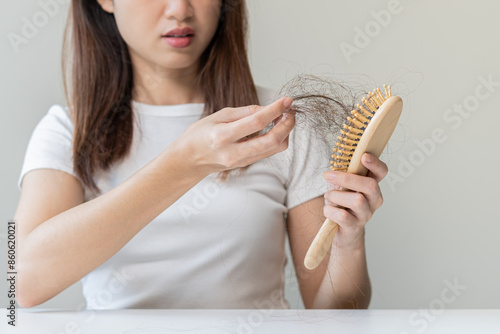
330, 86, 403, 176
347, 95, 403, 176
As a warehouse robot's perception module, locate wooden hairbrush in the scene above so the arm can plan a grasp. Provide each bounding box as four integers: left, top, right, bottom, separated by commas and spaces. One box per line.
304, 85, 403, 270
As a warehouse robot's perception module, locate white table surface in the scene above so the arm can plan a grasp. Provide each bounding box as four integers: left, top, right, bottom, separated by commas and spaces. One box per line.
4, 309, 500, 334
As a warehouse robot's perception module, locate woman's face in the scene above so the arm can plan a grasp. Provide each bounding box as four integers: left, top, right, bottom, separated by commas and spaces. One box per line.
97, 0, 221, 73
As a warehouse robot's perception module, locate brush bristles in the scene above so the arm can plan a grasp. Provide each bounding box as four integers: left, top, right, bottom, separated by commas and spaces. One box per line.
330, 85, 392, 171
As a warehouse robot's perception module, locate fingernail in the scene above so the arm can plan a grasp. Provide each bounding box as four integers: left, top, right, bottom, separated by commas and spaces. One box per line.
282, 97, 293, 109
364, 153, 373, 163
276, 112, 288, 125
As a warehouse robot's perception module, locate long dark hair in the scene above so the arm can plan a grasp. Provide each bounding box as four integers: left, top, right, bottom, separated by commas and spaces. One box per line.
62, 0, 258, 195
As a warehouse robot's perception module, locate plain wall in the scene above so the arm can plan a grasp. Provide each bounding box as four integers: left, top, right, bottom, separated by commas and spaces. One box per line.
1, 0, 499, 310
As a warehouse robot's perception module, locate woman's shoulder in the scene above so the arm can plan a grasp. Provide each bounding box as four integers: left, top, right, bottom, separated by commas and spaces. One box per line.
40, 104, 74, 132
26, 104, 76, 146
46, 103, 72, 119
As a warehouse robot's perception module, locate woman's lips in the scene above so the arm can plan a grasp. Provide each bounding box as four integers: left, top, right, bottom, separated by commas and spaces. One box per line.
162, 36, 194, 48
162, 27, 195, 48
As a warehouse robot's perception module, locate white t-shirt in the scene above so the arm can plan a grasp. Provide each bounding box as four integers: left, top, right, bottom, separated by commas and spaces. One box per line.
17, 86, 332, 309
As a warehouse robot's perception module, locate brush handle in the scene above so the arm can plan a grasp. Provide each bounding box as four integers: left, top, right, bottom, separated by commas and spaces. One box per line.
303, 217, 339, 270
303, 185, 356, 270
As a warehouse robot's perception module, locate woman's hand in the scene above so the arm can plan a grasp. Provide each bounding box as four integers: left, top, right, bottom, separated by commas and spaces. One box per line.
322, 153, 388, 251
173, 97, 296, 176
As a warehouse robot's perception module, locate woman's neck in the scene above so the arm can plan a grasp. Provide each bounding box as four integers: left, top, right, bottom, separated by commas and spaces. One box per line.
131, 58, 204, 106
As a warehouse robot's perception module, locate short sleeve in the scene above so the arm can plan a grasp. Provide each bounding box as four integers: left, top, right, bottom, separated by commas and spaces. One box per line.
285, 123, 332, 210
17, 105, 78, 190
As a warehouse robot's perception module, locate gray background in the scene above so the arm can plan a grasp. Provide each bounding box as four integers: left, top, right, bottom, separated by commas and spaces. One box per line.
1, 0, 499, 309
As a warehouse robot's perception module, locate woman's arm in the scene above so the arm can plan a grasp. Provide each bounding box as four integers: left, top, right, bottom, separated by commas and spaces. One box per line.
287, 153, 387, 309
287, 196, 371, 309
15, 141, 207, 308
15, 98, 296, 308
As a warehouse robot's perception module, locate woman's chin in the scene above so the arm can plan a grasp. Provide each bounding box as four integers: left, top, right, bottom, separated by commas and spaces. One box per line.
154, 57, 201, 73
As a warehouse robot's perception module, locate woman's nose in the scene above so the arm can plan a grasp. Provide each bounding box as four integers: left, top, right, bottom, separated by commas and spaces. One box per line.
164, 0, 194, 21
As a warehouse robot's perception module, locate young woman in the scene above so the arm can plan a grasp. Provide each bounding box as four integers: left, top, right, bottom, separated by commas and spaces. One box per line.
14, 0, 388, 309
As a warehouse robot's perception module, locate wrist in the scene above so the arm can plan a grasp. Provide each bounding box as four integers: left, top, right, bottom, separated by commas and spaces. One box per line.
334, 230, 367, 257
161, 139, 210, 181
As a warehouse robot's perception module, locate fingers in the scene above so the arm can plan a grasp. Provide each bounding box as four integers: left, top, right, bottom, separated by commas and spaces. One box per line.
244, 133, 290, 165
216, 104, 265, 123
361, 153, 388, 183
238, 108, 295, 160
323, 204, 357, 228
323, 170, 383, 211
228, 97, 293, 140
272, 107, 297, 126
324, 190, 372, 222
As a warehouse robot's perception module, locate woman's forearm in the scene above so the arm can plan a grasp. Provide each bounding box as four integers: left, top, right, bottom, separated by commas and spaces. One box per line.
312, 234, 372, 309
17, 140, 207, 307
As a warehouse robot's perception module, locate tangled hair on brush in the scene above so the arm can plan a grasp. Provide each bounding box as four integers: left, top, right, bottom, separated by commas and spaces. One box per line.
269, 74, 373, 139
